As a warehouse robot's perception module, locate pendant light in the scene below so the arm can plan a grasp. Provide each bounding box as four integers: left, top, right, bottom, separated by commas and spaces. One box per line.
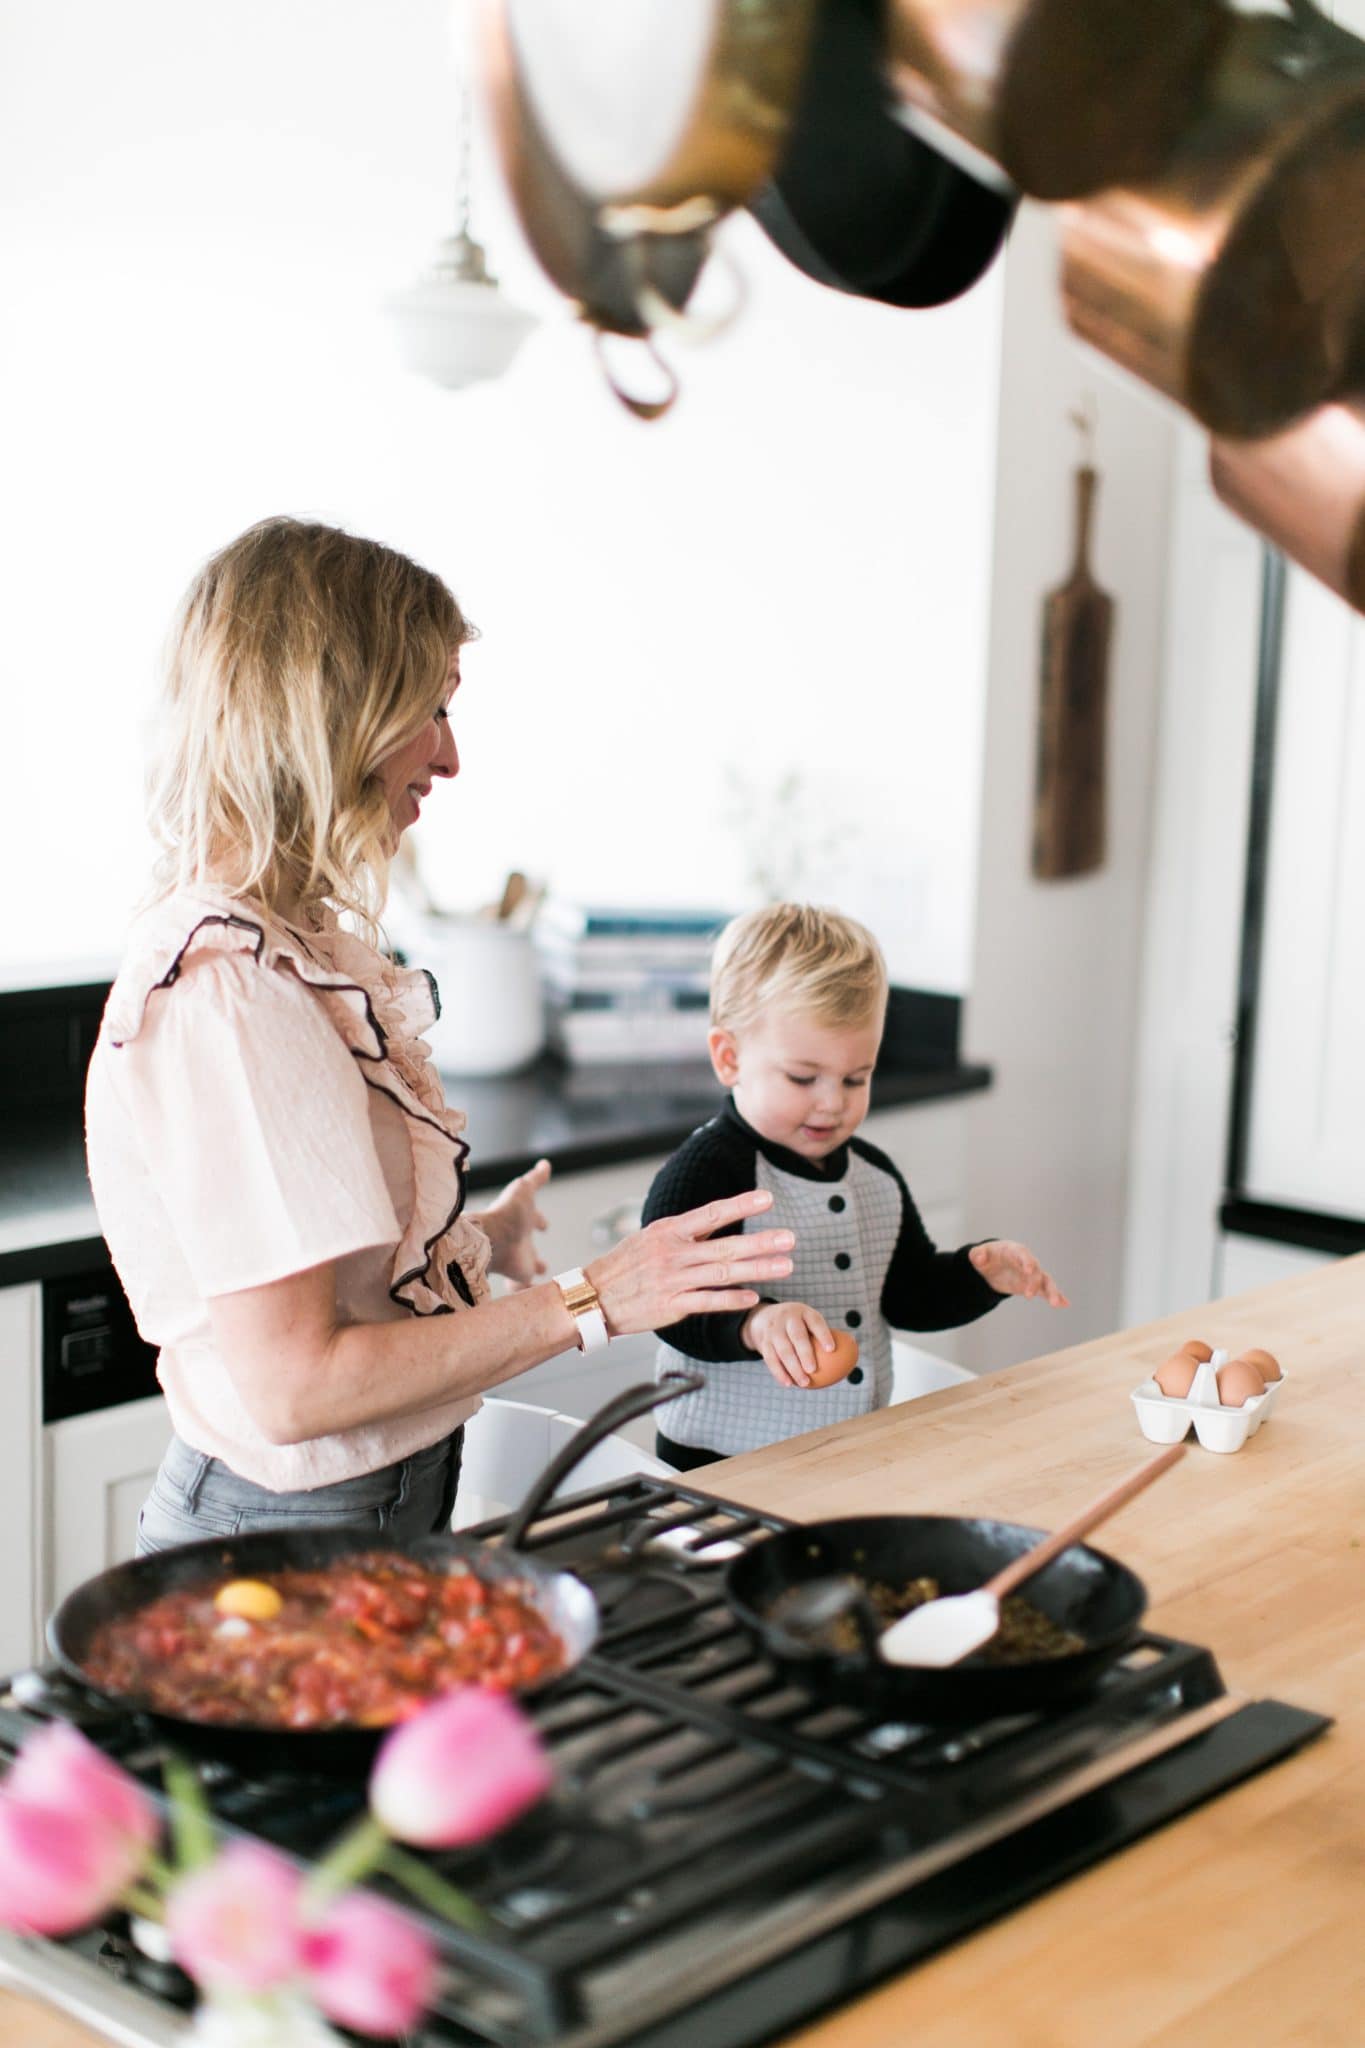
385, 81, 537, 392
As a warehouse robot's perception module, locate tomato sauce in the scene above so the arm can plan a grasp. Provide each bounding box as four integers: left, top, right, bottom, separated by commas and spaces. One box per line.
83, 1553, 568, 1729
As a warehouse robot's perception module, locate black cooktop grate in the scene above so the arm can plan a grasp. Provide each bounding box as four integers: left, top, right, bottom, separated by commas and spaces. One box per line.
0, 1477, 1331, 2048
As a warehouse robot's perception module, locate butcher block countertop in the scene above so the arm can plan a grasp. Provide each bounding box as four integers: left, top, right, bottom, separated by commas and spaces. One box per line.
5, 1255, 1364, 2046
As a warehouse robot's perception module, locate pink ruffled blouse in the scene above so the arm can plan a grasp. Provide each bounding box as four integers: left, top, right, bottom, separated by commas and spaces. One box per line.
84, 887, 492, 1490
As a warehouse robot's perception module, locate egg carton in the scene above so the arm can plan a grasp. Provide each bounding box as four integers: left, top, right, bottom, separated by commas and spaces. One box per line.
1131, 1348, 1285, 1454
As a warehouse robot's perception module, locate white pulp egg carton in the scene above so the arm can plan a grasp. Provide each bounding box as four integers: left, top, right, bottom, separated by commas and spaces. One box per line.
1131, 1348, 1284, 1454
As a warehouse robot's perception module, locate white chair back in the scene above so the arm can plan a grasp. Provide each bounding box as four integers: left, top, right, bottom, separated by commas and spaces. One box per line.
455, 1398, 675, 1529
890, 1339, 975, 1404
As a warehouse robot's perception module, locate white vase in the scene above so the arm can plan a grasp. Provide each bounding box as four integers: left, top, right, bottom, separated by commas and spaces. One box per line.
188, 1992, 347, 2048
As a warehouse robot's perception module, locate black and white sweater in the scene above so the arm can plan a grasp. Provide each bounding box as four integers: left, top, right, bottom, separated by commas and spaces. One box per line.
644, 1098, 1002, 1457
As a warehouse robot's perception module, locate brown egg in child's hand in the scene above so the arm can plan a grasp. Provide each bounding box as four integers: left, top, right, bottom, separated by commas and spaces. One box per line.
1216, 1356, 1267, 1407
804, 1330, 860, 1388
1154, 1351, 1199, 1398
1241, 1346, 1282, 1382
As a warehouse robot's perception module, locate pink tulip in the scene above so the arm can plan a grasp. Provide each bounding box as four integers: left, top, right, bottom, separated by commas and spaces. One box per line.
7, 1723, 157, 1859
166, 1841, 306, 1995
369, 1689, 553, 1849
0, 1793, 146, 1934
303, 1891, 437, 2037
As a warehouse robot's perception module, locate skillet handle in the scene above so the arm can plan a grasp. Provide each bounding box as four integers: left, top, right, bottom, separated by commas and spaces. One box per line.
501, 1370, 705, 1552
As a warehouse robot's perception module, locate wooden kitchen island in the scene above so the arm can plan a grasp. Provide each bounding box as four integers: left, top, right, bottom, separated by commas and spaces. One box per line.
4, 1256, 1363, 2047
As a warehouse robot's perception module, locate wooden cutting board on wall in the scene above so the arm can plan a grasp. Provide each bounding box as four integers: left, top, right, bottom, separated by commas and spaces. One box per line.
1032, 462, 1114, 879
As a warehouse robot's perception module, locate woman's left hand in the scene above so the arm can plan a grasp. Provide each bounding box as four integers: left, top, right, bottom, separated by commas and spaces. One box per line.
968, 1239, 1069, 1308
476, 1159, 552, 1288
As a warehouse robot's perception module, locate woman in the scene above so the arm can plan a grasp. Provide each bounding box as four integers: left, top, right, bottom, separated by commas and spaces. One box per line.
85, 519, 794, 1552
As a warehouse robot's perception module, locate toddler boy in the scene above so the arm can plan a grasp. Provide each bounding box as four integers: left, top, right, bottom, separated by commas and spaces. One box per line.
643, 904, 1068, 1468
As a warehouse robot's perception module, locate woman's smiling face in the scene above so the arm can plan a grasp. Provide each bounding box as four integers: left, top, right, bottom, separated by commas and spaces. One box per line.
375, 652, 462, 847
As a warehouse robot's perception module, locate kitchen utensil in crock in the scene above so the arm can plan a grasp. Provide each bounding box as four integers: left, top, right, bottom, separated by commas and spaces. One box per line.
1061, 7, 1365, 438
480, 0, 816, 410
875, 1444, 1184, 1667
750, 0, 1013, 310
724, 1510, 1148, 1721
1210, 402, 1365, 618
1032, 405, 1114, 880
48, 1373, 703, 1773
886, 0, 1229, 200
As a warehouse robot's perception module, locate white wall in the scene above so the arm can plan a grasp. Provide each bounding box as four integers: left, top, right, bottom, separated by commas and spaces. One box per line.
1121, 432, 1261, 1324
0, 0, 1004, 994
953, 205, 1179, 1369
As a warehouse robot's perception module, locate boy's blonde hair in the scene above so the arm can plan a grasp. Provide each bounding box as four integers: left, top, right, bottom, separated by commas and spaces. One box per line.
147, 517, 474, 932
710, 904, 888, 1035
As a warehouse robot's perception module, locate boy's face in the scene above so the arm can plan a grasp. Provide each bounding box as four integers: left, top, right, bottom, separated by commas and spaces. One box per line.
709, 1010, 883, 1162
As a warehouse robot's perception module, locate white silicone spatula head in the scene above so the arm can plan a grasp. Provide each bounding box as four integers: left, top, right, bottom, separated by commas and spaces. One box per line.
878, 1442, 1186, 1669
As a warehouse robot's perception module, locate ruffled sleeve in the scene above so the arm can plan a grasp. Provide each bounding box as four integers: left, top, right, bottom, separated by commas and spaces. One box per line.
99, 894, 490, 1317
112, 949, 403, 1298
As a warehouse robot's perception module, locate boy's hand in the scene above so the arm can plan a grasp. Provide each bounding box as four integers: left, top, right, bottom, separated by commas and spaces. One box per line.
743, 1300, 837, 1388
968, 1239, 1069, 1308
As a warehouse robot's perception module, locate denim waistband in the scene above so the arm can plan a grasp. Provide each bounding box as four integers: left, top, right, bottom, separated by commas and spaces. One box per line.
138, 1429, 464, 1554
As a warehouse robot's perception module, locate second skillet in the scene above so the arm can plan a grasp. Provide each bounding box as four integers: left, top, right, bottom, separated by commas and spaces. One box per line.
724, 1510, 1147, 1721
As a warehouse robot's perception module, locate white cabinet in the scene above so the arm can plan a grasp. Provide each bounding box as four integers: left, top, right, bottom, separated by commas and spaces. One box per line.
43, 1395, 173, 1619
1216, 1232, 1336, 1298
0, 1283, 41, 1670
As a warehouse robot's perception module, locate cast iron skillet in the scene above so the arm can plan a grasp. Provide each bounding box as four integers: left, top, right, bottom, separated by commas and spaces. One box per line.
48, 1372, 702, 1774
724, 1512, 1147, 1721
750, 0, 1015, 309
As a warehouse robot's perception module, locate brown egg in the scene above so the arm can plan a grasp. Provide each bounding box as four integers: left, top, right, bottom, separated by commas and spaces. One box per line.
1154, 1351, 1199, 1398
1217, 1356, 1268, 1407
1178, 1338, 1214, 1364
804, 1330, 860, 1389
1241, 1346, 1283, 1382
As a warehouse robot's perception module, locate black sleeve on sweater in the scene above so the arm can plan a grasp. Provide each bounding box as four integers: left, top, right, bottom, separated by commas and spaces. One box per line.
639, 1119, 767, 1364
850, 1136, 1003, 1332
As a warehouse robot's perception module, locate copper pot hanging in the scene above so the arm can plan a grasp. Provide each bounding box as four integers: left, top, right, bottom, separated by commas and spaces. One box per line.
1060, 9, 1365, 440
1211, 404, 1365, 617
885, 0, 1229, 200
480, 0, 815, 411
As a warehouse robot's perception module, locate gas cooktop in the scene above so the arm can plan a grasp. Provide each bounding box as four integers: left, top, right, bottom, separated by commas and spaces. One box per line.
0, 1477, 1330, 2048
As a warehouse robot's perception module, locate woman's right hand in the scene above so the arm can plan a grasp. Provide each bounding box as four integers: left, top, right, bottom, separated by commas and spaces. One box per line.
584, 1191, 794, 1338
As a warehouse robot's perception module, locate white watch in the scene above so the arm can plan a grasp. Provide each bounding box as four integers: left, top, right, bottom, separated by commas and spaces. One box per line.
554, 1267, 610, 1353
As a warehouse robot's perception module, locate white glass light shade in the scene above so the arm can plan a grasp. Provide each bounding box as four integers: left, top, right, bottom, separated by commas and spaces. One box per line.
385, 232, 537, 391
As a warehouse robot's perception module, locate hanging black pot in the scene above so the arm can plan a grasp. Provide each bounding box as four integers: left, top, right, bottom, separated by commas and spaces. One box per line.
749, 0, 1015, 309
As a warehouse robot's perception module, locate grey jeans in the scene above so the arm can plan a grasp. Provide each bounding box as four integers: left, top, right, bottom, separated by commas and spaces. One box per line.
136, 1429, 464, 1556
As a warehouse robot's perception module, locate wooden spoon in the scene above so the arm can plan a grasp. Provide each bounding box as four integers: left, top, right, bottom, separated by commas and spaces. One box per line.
879, 1443, 1186, 1669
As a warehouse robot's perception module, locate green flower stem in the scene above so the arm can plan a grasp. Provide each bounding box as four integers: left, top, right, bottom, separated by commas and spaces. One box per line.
379, 1846, 488, 1933
161, 1754, 215, 1873
302, 1814, 390, 1912
122, 1885, 165, 1921
144, 1851, 176, 1892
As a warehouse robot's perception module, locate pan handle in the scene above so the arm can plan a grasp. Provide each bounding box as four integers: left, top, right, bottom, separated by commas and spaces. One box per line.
501, 1370, 705, 1552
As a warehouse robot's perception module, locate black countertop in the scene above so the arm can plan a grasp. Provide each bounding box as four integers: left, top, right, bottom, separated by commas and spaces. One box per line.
0, 1055, 991, 1286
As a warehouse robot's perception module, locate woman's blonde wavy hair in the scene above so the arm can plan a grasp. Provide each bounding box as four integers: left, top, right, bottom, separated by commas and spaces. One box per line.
148, 517, 474, 933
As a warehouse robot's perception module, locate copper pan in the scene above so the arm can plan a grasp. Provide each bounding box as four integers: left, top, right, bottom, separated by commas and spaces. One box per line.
1211, 404, 1365, 617
480, 0, 814, 352
1060, 10, 1365, 439
885, 0, 1228, 200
